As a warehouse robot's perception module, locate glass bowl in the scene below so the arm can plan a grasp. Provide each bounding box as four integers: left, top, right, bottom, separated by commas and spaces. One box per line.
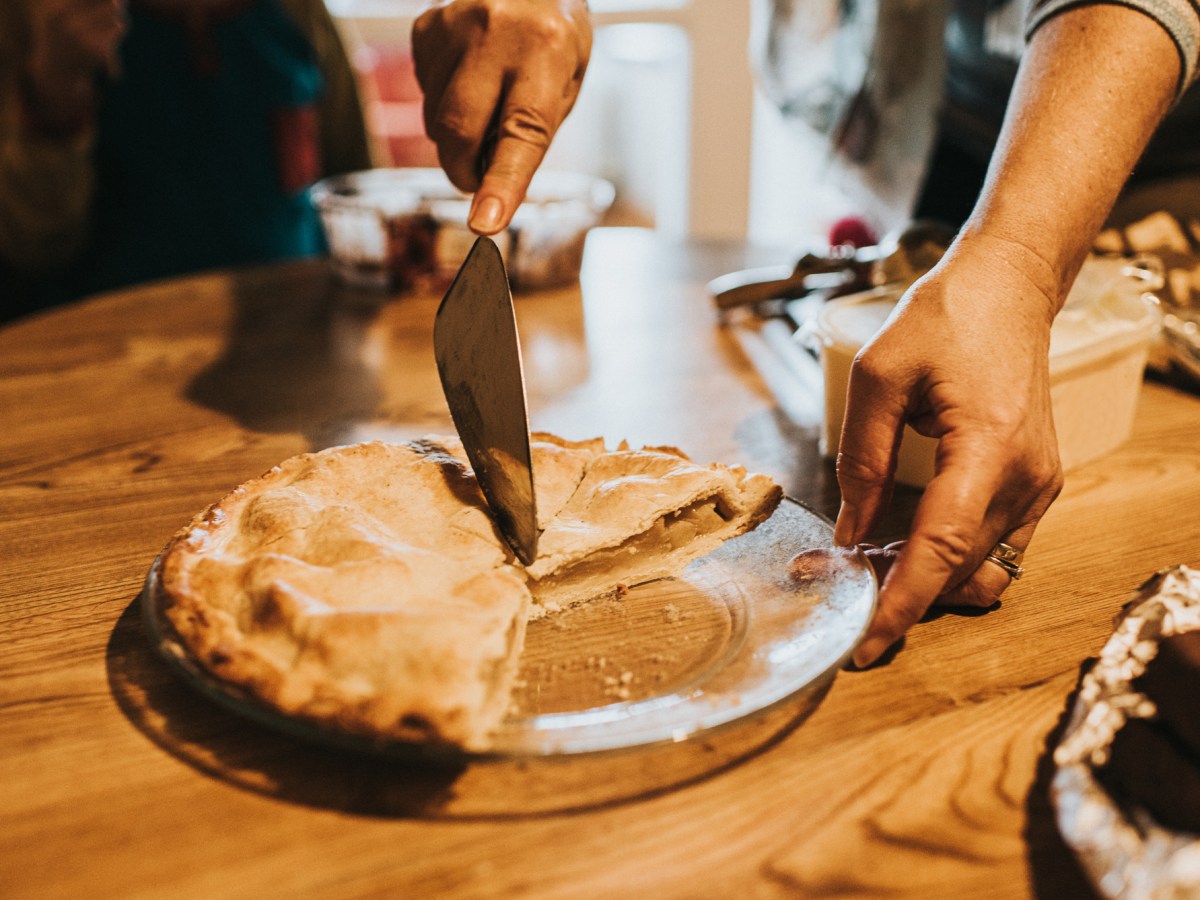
311, 167, 615, 292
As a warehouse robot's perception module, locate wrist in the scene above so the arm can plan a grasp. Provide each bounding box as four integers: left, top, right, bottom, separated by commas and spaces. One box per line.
950, 226, 1072, 320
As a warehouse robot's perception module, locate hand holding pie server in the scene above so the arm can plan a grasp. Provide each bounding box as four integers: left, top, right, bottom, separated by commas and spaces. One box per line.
411, 0, 592, 236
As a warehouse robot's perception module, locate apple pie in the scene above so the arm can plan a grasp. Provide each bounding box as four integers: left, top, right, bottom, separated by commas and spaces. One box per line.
156, 434, 781, 750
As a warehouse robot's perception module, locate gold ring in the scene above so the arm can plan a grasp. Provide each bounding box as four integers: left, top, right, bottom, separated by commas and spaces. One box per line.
985, 541, 1025, 580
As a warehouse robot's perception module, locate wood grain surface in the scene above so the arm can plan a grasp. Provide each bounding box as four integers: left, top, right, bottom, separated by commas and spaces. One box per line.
3, 227, 1199, 899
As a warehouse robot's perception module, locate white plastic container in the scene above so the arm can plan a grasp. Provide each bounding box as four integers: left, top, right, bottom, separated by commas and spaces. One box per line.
808, 256, 1163, 487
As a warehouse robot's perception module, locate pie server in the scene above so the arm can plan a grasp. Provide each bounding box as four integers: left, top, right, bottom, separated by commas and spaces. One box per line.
433, 235, 539, 565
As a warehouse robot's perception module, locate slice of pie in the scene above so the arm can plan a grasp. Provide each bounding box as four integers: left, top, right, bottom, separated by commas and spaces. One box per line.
156, 434, 781, 750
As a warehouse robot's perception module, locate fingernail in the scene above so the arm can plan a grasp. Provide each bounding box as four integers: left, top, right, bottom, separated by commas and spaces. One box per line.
834, 501, 858, 547
470, 196, 504, 234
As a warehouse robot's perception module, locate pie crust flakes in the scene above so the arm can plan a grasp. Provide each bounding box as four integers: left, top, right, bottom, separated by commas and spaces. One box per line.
157, 434, 781, 750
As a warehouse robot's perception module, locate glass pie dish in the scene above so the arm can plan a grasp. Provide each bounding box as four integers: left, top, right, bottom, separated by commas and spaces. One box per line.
140, 497, 876, 761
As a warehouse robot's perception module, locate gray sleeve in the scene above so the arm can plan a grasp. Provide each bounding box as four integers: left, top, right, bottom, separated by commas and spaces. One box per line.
1026, 0, 1200, 97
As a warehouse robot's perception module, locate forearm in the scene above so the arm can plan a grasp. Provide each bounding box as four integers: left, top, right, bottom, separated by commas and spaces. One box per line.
1028, 0, 1200, 94
962, 5, 1180, 307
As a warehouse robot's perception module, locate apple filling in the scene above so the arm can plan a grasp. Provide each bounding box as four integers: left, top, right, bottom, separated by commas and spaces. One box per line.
528, 496, 738, 612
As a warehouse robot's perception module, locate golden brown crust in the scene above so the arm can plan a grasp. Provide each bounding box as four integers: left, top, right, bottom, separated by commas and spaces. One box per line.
156, 435, 781, 750
526, 448, 779, 576
528, 433, 605, 528
158, 441, 527, 750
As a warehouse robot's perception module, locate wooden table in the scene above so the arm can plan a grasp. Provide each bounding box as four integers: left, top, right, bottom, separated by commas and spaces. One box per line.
5, 228, 1199, 898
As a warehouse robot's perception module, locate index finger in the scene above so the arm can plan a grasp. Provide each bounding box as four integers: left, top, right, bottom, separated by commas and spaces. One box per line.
833, 353, 908, 547
852, 444, 1001, 665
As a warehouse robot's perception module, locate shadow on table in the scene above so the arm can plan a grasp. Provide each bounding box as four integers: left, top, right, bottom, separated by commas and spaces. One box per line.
107, 594, 826, 821
1024, 660, 1102, 900
184, 273, 388, 449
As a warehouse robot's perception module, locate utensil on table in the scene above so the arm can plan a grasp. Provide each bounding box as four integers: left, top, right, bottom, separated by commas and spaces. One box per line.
708, 219, 954, 312
434, 236, 539, 565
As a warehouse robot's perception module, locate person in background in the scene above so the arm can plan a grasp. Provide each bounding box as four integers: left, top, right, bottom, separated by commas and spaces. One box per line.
0, 0, 372, 320
413, 0, 1199, 667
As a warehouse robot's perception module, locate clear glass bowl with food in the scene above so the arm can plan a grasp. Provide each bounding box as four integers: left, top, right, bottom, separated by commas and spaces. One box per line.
311, 167, 615, 292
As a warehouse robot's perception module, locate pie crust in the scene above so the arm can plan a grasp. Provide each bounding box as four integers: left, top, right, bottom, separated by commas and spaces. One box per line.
157, 434, 781, 750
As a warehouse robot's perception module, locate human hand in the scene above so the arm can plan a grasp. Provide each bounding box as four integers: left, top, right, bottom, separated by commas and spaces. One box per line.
411, 0, 592, 234
835, 232, 1065, 667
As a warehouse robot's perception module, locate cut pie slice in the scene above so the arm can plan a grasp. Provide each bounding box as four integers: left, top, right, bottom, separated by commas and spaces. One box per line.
524, 442, 782, 612
156, 434, 781, 750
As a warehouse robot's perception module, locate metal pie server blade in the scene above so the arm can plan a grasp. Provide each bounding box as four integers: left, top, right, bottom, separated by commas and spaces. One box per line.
433, 236, 539, 565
